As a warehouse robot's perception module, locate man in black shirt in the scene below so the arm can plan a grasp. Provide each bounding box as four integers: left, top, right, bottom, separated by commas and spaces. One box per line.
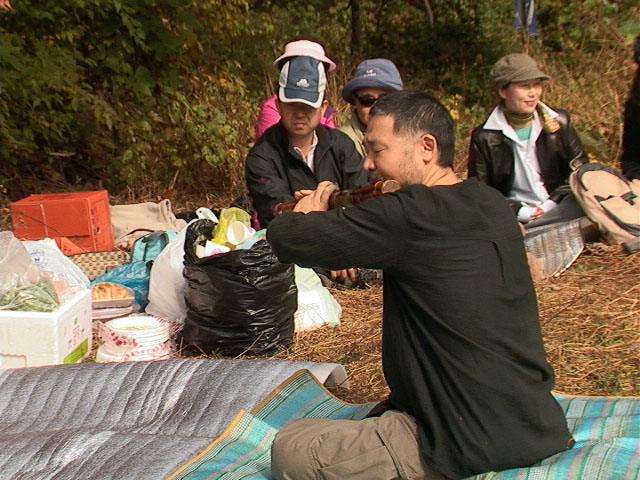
267, 90, 573, 479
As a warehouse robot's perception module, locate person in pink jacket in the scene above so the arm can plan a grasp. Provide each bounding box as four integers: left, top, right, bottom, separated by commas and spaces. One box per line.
254, 37, 337, 142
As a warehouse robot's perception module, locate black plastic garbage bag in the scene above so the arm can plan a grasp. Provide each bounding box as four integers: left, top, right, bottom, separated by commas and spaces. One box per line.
182, 219, 296, 356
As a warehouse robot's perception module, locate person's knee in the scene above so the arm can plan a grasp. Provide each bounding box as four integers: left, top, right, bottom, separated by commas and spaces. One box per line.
270, 428, 296, 479
271, 419, 318, 480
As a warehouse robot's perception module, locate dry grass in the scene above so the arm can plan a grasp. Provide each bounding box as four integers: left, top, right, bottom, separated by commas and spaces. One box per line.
536, 243, 640, 396
183, 243, 639, 404
1, 192, 637, 403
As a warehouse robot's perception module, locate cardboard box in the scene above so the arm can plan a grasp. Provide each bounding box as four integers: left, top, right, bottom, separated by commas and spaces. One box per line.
0, 289, 92, 370
10, 190, 114, 255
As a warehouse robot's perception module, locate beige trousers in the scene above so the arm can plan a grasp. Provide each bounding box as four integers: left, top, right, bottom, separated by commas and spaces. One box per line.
270, 410, 449, 480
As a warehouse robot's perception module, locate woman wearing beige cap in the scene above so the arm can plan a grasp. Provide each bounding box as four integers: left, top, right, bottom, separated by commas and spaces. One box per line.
468, 53, 588, 229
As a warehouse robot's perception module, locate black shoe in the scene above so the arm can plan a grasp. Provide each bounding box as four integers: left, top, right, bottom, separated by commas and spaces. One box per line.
356, 268, 383, 288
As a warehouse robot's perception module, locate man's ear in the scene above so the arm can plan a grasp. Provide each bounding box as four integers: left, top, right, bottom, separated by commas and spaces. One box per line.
497, 87, 508, 101
320, 99, 328, 116
419, 133, 437, 164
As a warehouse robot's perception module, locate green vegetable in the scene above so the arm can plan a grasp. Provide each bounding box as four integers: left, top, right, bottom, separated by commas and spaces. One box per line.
0, 279, 60, 312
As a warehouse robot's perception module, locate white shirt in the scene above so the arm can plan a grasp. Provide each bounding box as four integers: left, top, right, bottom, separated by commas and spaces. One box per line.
483, 102, 559, 221
293, 131, 319, 172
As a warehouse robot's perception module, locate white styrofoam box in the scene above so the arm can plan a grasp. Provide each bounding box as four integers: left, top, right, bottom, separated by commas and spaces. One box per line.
0, 289, 92, 370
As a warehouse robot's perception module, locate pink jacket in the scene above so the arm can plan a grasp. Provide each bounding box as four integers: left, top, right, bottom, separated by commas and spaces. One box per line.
254, 95, 337, 142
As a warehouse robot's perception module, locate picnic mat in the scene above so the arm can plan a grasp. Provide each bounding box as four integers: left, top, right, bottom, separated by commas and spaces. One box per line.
524, 218, 585, 278
0, 358, 348, 480
170, 369, 640, 480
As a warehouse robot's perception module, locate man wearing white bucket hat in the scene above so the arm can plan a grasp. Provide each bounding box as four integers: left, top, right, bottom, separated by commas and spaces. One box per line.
245, 39, 368, 228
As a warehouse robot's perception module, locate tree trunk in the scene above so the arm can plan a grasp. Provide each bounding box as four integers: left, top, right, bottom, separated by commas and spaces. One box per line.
423, 0, 434, 26
350, 0, 361, 59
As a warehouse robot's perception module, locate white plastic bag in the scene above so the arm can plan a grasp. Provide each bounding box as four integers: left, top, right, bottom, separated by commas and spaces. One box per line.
145, 221, 192, 324
23, 238, 90, 287
0, 231, 43, 296
0, 232, 62, 312
294, 266, 342, 331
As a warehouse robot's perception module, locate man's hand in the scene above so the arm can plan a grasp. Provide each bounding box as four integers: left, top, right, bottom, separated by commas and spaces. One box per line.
293, 181, 338, 214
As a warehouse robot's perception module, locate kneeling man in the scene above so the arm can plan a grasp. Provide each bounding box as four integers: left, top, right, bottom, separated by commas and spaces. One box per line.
267, 90, 573, 479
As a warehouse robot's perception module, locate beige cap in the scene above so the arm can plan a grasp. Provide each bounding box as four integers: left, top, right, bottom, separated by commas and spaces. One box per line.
489, 53, 550, 90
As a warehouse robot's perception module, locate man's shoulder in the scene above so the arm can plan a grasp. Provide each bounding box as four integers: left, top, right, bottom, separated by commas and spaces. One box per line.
317, 124, 355, 144
336, 122, 353, 135
248, 124, 287, 156
400, 179, 504, 202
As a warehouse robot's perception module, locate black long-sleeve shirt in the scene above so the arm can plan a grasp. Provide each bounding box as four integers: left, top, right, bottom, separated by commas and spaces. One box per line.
622, 68, 640, 180
267, 179, 573, 479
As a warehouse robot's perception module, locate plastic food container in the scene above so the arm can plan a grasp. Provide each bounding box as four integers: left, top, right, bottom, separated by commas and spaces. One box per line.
91, 282, 135, 309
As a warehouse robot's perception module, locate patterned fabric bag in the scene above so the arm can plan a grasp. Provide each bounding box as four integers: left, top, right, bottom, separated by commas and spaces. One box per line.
68, 250, 130, 281
569, 162, 640, 245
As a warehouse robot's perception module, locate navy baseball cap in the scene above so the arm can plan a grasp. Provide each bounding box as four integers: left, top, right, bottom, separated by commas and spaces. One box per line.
278, 56, 327, 108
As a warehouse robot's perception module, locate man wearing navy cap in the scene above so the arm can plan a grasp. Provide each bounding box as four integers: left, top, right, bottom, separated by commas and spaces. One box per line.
245, 41, 369, 286
245, 42, 368, 229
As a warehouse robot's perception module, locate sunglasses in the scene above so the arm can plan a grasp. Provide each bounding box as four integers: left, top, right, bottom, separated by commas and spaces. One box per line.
355, 94, 387, 107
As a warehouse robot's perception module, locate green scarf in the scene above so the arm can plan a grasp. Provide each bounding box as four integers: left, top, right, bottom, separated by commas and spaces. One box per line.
503, 104, 560, 133
536, 104, 560, 133
504, 110, 533, 129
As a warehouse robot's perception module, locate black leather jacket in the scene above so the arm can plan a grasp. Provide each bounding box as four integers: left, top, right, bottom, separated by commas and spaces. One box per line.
621, 67, 640, 180
468, 107, 588, 214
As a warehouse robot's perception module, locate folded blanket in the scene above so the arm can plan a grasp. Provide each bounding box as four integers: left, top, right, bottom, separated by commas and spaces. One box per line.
170, 371, 640, 480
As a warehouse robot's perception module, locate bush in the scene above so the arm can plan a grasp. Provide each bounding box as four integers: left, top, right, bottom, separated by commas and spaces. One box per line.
0, 0, 253, 199
0, 0, 638, 203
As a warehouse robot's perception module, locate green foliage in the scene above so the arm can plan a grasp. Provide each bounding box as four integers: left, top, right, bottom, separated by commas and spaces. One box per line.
0, 0, 637, 200
536, 0, 636, 55
358, 0, 517, 103
0, 0, 252, 197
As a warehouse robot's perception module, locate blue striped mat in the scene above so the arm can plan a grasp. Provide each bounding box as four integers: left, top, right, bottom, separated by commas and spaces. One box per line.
168, 370, 640, 480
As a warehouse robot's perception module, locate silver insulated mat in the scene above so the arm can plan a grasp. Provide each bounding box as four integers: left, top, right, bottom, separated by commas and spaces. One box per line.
0, 358, 348, 479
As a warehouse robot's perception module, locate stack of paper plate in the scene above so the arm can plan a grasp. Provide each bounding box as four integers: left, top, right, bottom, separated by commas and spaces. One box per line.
96, 315, 171, 362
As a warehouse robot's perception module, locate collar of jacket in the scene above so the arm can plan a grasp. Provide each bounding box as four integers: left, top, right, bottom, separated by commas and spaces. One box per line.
348, 111, 367, 133
268, 121, 334, 166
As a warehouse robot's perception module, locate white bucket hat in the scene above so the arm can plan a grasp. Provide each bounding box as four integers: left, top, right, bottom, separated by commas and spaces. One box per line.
273, 40, 336, 72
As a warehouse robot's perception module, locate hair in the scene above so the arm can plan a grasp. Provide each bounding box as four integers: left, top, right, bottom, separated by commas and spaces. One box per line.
370, 90, 455, 167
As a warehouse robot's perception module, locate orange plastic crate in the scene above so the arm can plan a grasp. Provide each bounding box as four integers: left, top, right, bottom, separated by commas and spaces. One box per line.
10, 190, 114, 255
